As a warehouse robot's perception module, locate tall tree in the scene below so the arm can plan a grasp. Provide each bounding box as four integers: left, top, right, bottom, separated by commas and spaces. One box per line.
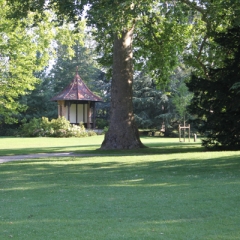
172, 82, 193, 125
187, 26, 240, 149
6, 0, 199, 149
87, 0, 192, 149
0, 1, 82, 123
0, 3, 51, 123
18, 72, 58, 121
180, 0, 240, 149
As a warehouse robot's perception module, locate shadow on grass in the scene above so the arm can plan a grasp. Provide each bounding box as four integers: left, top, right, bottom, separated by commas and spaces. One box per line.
0, 139, 204, 157
2, 153, 240, 186
0, 144, 101, 156
1, 153, 240, 239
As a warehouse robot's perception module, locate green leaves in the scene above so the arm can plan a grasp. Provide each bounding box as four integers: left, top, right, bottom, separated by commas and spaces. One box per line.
0, 2, 85, 123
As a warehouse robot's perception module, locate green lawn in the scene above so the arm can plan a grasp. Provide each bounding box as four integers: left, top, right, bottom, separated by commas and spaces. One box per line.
1, 136, 240, 239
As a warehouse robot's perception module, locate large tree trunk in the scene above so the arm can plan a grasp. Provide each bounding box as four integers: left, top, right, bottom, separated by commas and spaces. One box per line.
100, 28, 145, 149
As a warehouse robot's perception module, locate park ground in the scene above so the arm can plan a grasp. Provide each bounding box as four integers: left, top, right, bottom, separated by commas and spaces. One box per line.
0, 136, 240, 240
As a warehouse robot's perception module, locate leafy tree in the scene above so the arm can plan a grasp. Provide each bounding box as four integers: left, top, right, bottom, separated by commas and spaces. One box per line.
87, 1, 194, 149
0, 2, 82, 123
166, 65, 193, 135
187, 26, 240, 149
19, 72, 58, 121
181, 0, 240, 77
0, 5, 49, 123
50, 42, 101, 95
133, 65, 193, 137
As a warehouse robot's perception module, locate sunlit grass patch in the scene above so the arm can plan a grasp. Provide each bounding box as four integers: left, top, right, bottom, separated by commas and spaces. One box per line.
1, 137, 240, 239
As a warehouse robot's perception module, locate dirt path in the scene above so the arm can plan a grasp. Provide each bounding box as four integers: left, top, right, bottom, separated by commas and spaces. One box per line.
0, 152, 95, 164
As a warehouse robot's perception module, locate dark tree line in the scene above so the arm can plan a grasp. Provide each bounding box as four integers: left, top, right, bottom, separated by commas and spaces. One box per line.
187, 26, 240, 149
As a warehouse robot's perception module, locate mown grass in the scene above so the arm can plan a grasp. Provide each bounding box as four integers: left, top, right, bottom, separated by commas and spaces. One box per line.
0, 136, 202, 156
1, 136, 240, 239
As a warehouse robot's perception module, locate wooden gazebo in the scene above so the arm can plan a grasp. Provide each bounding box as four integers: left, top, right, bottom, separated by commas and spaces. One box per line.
51, 68, 102, 129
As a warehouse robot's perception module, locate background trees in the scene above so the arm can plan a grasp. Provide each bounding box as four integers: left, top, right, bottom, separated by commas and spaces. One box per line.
132, 67, 192, 137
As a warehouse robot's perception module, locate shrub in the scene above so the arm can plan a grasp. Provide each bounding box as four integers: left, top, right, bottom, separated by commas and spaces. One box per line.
87, 130, 97, 136
20, 117, 91, 138
103, 126, 109, 134
96, 118, 108, 129
21, 118, 43, 137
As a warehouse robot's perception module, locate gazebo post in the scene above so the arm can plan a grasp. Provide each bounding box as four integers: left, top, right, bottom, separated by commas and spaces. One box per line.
87, 101, 91, 129
67, 101, 71, 121
92, 102, 96, 129
76, 103, 78, 124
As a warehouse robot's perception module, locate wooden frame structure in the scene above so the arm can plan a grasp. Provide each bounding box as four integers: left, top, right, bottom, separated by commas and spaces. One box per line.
179, 123, 190, 142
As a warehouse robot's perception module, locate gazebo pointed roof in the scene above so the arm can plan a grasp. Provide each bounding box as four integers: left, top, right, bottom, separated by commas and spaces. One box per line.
51, 68, 102, 102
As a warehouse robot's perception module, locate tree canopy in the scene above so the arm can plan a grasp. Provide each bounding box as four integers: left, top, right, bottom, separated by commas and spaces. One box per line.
0, 3, 51, 123
0, 1, 83, 123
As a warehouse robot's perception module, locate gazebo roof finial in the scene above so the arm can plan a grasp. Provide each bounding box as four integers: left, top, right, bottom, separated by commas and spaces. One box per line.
51, 66, 103, 102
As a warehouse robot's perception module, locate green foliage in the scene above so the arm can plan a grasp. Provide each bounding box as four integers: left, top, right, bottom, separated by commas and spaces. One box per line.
187, 26, 240, 150
20, 117, 92, 138
0, 3, 84, 123
49, 40, 102, 96
133, 73, 168, 129
95, 118, 108, 129
134, 2, 193, 84
0, 7, 44, 123
18, 72, 58, 121
172, 82, 193, 122
103, 126, 109, 134
133, 66, 193, 135
182, 0, 240, 78
85, 0, 194, 84
87, 130, 97, 136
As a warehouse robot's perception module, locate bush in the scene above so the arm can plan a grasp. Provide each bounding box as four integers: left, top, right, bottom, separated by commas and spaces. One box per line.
20, 117, 93, 138
103, 126, 109, 134
96, 118, 108, 129
21, 118, 43, 137
87, 130, 97, 136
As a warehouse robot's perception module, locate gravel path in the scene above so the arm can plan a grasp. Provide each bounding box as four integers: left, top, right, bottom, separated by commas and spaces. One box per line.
0, 152, 93, 164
